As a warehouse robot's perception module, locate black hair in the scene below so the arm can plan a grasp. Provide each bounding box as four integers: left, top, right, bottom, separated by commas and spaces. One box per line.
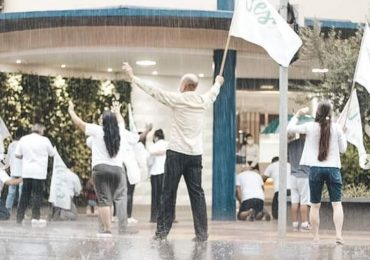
154, 129, 165, 140
315, 101, 331, 161
271, 156, 279, 163
102, 111, 121, 158
14, 128, 24, 140
65, 160, 76, 169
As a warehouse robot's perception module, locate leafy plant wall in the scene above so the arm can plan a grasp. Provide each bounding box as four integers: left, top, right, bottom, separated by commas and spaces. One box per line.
0, 72, 131, 182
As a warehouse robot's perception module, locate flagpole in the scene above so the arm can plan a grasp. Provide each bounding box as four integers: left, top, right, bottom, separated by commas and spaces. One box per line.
219, 34, 232, 76
278, 0, 289, 239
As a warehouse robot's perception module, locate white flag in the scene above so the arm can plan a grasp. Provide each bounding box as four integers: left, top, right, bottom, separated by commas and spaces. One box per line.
229, 0, 302, 67
354, 24, 370, 94
49, 148, 72, 209
0, 116, 11, 140
338, 90, 370, 169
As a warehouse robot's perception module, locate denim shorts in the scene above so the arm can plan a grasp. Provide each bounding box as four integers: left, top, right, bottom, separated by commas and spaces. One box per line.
309, 167, 342, 203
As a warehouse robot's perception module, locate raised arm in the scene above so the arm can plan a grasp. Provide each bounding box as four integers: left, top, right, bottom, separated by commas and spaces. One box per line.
111, 101, 124, 124
122, 63, 183, 107
287, 108, 310, 134
68, 101, 87, 132
201, 76, 224, 107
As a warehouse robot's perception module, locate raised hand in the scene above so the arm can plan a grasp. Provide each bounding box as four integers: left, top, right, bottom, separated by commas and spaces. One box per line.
215, 75, 224, 86
122, 62, 135, 82
68, 100, 75, 113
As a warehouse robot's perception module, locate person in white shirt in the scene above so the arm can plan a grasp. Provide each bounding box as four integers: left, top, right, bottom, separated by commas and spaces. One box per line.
5, 129, 23, 214
69, 101, 139, 236
15, 124, 55, 225
0, 170, 22, 220
287, 102, 347, 244
263, 157, 291, 220
148, 129, 168, 223
122, 63, 224, 242
236, 168, 271, 221
50, 161, 82, 221
238, 134, 259, 170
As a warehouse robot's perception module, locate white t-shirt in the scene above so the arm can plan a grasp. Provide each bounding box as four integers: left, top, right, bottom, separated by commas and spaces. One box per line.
0, 169, 10, 193
263, 161, 291, 192
15, 133, 55, 180
236, 170, 265, 201
148, 139, 168, 176
85, 123, 139, 168
8, 141, 22, 177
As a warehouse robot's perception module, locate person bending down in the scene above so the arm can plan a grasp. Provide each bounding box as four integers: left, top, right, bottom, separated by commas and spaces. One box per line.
236, 167, 271, 221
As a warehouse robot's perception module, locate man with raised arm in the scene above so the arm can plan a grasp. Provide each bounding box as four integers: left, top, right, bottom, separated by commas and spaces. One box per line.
122, 63, 224, 242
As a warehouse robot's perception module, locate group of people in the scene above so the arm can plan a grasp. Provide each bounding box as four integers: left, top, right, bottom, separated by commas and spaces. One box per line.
236, 102, 347, 244
0, 62, 347, 244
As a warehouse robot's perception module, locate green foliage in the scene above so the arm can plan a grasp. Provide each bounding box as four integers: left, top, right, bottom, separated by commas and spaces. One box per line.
300, 23, 369, 118
0, 72, 131, 182
299, 23, 370, 189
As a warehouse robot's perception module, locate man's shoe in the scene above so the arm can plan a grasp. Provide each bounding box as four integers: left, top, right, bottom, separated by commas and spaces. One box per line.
255, 211, 264, 221
152, 234, 167, 242
192, 236, 208, 243
246, 209, 255, 221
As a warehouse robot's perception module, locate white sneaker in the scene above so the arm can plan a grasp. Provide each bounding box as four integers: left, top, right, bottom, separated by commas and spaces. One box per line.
300, 223, 311, 232
128, 217, 138, 224
292, 222, 299, 232
96, 231, 112, 238
31, 219, 39, 227
31, 219, 47, 228
38, 219, 47, 227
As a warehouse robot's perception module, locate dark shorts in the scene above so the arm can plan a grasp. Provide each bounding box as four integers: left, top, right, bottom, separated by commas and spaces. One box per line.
309, 167, 342, 203
238, 198, 264, 219
93, 164, 123, 207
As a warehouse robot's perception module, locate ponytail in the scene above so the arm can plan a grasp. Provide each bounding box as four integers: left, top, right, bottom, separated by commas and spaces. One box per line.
315, 102, 332, 161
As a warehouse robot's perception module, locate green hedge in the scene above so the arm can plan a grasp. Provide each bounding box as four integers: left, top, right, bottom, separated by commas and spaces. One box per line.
0, 72, 131, 181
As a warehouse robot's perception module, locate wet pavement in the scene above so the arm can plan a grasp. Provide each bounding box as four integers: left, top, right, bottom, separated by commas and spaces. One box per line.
1, 207, 370, 259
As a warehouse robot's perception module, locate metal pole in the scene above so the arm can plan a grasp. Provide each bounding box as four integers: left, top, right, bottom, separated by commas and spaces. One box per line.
278, 0, 289, 238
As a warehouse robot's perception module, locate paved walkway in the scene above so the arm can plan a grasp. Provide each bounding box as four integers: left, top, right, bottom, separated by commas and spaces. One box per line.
1, 206, 370, 259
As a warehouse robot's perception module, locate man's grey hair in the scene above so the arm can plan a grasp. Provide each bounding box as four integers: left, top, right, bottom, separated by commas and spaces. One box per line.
31, 123, 45, 135
180, 74, 199, 89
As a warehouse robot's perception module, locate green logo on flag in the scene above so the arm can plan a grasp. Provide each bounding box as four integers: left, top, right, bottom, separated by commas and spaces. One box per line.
246, 0, 277, 25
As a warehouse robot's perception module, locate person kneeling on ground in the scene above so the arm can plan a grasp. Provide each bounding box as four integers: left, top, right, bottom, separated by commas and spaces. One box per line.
0, 170, 22, 220
236, 166, 271, 221
50, 161, 82, 221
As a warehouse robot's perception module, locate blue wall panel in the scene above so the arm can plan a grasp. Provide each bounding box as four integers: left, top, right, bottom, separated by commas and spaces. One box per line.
212, 49, 236, 221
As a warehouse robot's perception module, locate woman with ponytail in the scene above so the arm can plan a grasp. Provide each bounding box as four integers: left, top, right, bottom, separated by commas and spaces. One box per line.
287, 101, 347, 244
68, 101, 139, 237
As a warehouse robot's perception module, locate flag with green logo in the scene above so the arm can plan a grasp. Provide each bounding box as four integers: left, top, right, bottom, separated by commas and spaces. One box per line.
354, 24, 370, 94
338, 90, 370, 169
229, 0, 302, 67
